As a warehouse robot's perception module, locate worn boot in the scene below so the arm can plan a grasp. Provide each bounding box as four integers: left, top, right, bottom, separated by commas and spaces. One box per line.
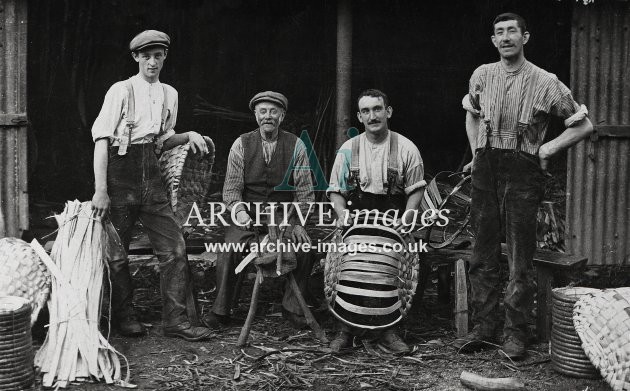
378, 329, 411, 355
501, 335, 526, 360
108, 259, 146, 337
160, 258, 214, 341
453, 328, 497, 353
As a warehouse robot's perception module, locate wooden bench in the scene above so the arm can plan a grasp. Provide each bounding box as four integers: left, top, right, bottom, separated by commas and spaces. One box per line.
422, 243, 588, 342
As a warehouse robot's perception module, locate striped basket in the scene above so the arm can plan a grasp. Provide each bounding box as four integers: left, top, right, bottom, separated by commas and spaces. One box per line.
324, 211, 420, 330
159, 136, 215, 226
0, 238, 51, 327
551, 287, 600, 379
574, 287, 630, 390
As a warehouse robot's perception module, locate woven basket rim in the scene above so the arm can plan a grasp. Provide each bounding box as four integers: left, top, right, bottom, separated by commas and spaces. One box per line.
553, 287, 600, 301
0, 296, 31, 315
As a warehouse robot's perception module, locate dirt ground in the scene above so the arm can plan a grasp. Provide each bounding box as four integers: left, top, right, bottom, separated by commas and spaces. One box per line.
27, 265, 611, 391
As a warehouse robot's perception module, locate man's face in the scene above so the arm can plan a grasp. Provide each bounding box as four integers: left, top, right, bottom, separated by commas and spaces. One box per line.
254, 102, 285, 134
132, 47, 167, 81
357, 96, 392, 136
491, 20, 529, 60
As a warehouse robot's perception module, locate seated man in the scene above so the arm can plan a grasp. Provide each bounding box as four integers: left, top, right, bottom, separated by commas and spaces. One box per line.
326, 89, 426, 354
204, 91, 315, 328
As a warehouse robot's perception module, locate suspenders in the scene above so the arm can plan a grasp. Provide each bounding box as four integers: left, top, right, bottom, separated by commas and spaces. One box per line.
118, 78, 170, 156
350, 131, 399, 197
482, 65, 540, 153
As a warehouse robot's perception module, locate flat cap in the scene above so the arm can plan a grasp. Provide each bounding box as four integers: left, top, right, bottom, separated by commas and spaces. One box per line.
129, 30, 170, 52
249, 91, 288, 111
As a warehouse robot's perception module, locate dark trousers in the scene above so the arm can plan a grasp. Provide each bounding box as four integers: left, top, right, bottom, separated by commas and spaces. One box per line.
107, 143, 196, 327
212, 224, 315, 316
469, 148, 544, 341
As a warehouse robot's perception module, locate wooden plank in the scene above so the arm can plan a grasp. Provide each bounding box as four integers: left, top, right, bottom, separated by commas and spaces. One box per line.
454, 259, 468, 338
536, 264, 554, 342
128, 253, 215, 267
500, 243, 587, 269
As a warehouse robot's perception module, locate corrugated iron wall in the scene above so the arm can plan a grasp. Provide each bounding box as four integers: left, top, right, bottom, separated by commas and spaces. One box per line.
567, 1, 630, 265
0, 0, 28, 238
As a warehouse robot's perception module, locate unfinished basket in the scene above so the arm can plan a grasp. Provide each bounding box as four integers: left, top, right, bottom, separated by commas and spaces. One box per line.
0, 238, 51, 326
574, 287, 630, 390
551, 287, 600, 379
324, 211, 420, 330
159, 136, 215, 226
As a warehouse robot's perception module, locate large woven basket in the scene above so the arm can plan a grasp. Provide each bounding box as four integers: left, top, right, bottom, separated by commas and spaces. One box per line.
551, 287, 600, 379
574, 287, 630, 390
0, 238, 51, 327
159, 136, 215, 226
324, 211, 420, 330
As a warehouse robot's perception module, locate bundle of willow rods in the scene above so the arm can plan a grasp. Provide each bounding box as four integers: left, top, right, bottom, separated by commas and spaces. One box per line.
30, 200, 133, 389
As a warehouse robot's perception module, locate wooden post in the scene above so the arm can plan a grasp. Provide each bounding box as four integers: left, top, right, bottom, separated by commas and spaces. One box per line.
335, 0, 352, 149
536, 265, 554, 342
455, 259, 468, 337
237, 268, 263, 347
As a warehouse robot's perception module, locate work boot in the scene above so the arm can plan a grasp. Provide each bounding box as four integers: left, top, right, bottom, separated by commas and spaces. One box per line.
113, 312, 146, 337
453, 328, 496, 353
108, 258, 146, 337
202, 312, 231, 330
329, 330, 352, 353
163, 321, 214, 342
282, 308, 307, 329
501, 335, 526, 360
377, 329, 411, 355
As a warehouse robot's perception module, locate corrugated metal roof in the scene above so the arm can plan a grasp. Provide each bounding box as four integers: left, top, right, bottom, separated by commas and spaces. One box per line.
567, 1, 630, 265
0, 0, 28, 238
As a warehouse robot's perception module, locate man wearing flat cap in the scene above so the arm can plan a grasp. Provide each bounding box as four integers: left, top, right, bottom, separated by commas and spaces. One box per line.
91, 30, 214, 341
204, 91, 316, 329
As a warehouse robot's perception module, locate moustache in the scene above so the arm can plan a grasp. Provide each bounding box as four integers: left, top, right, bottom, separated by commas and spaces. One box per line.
368, 120, 381, 125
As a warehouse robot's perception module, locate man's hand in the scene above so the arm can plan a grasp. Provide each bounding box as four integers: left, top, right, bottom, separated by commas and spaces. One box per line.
463, 160, 474, 173
235, 210, 252, 230
538, 145, 551, 175
291, 225, 311, 245
187, 131, 209, 156
92, 191, 110, 218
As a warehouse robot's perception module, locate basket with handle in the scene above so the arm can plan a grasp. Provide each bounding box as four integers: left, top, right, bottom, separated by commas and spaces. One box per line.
324, 210, 420, 330
159, 136, 216, 227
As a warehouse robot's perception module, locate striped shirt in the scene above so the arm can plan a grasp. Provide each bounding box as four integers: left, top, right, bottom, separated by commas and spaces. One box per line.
466, 61, 579, 155
223, 132, 315, 219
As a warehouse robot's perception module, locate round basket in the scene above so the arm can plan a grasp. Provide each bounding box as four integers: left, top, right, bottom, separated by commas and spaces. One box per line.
159, 136, 216, 226
551, 287, 600, 379
324, 211, 420, 330
0, 237, 51, 327
573, 287, 630, 390
0, 296, 34, 390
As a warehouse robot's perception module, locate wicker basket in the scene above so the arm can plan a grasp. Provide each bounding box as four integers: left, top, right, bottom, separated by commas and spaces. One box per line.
0, 296, 34, 390
159, 136, 215, 226
324, 211, 420, 330
574, 287, 630, 390
551, 287, 601, 379
0, 238, 51, 327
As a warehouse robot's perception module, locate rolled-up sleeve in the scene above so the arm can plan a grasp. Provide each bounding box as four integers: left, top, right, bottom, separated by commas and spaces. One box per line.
326, 145, 352, 199
91, 83, 126, 143
222, 138, 246, 215
467, 65, 485, 115
403, 144, 426, 195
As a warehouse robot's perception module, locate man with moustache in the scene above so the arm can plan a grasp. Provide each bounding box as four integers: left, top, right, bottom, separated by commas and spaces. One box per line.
204, 91, 316, 329
91, 30, 214, 341
454, 13, 593, 359
326, 89, 426, 354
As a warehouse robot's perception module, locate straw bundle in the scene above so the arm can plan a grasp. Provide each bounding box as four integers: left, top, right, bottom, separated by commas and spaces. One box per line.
30, 200, 132, 389
0, 237, 51, 326
574, 287, 630, 390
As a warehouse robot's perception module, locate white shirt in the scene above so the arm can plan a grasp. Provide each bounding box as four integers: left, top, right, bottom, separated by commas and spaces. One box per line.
91, 74, 178, 145
327, 130, 426, 197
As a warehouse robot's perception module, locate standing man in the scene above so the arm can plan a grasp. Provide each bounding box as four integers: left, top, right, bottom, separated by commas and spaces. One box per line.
327, 89, 426, 354
91, 30, 214, 341
454, 13, 593, 359
203, 91, 316, 329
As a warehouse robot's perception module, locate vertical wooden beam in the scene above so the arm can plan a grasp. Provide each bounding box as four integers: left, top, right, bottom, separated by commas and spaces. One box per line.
335, 0, 352, 149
